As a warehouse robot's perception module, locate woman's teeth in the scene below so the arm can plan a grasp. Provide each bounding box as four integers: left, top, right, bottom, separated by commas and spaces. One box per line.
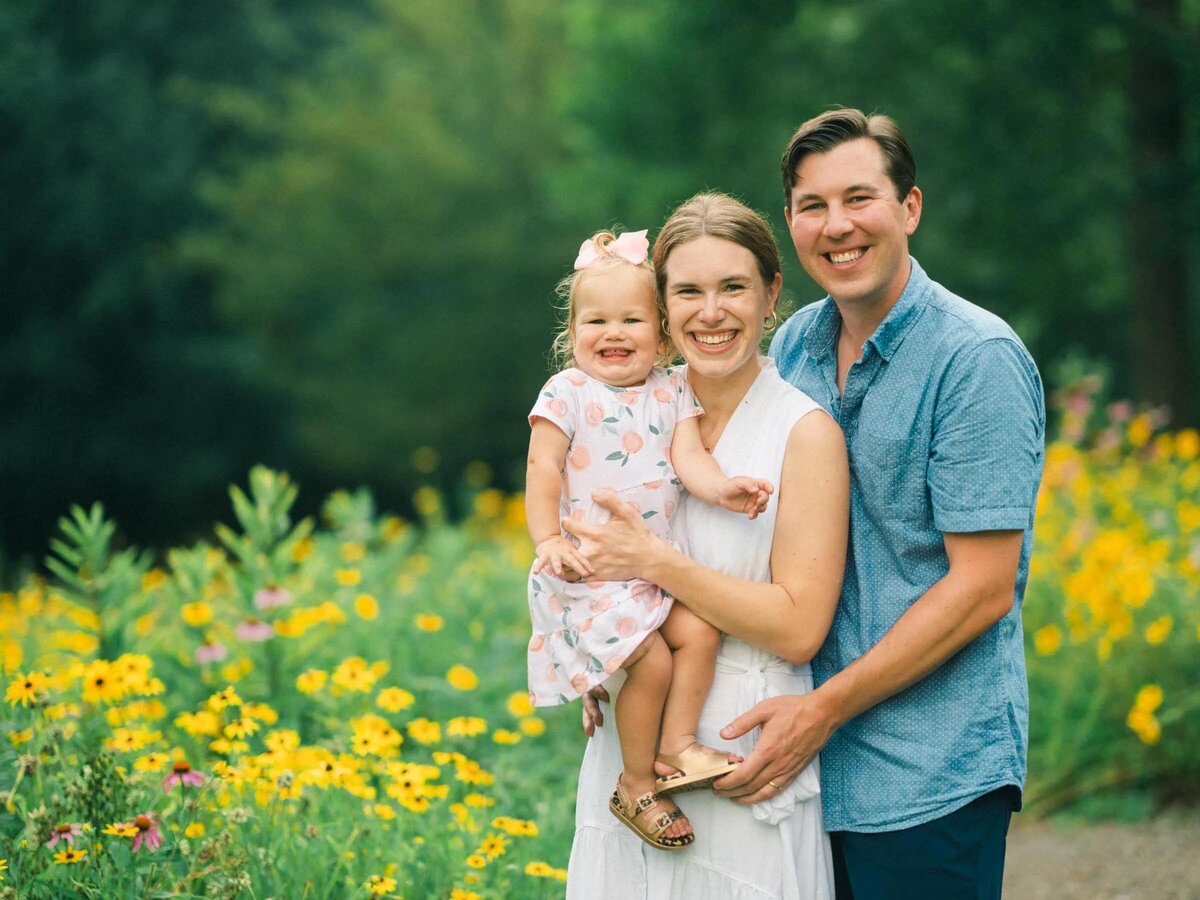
694, 332, 735, 346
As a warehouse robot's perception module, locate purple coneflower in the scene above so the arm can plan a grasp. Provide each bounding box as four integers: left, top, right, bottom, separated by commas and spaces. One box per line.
195, 641, 228, 664
235, 618, 274, 642
253, 585, 293, 610
46, 822, 83, 848
162, 759, 205, 792
130, 813, 162, 852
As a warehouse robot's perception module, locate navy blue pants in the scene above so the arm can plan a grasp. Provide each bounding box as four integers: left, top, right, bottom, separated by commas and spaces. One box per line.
830, 787, 1019, 900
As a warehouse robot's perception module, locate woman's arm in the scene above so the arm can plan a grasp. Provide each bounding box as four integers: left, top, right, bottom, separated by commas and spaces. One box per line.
563, 411, 848, 663
526, 418, 593, 579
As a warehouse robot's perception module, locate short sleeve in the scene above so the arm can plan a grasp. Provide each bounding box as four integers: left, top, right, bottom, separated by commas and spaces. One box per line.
528, 369, 581, 441
929, 338, 1045, 533
668, 367, 703, 422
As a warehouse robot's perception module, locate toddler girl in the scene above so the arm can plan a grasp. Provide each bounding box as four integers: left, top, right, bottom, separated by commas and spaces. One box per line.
525, 228, 772, 851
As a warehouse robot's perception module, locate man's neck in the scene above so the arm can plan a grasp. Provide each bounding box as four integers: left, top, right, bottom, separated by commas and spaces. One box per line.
832, 256, 913, 353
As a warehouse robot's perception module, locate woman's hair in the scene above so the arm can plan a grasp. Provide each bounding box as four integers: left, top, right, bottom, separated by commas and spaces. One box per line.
549, 230, 669, 371
653, 193, 786, 334
654, 193, 782, 294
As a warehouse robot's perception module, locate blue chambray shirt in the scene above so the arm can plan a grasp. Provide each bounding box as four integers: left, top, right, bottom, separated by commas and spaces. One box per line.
770, 257, 1045, 832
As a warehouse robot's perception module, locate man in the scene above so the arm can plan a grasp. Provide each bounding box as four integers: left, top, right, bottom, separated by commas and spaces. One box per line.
717, 108, 1045, 897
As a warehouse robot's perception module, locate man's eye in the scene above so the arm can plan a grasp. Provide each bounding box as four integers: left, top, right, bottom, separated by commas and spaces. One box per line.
800, 202, 823, 213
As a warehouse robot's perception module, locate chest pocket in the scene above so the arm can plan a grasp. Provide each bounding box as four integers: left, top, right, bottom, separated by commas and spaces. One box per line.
850, 430, 929, 521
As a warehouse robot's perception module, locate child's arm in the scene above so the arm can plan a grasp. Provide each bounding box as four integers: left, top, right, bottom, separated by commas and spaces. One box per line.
526, 418, 593, 579
670, 417, 773, 519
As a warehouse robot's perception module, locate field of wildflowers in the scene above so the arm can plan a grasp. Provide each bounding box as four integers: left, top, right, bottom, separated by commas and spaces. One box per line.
1, 387, 1197, 897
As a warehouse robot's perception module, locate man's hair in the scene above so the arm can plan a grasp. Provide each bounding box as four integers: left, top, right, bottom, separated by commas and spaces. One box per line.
781, 108, 916, 208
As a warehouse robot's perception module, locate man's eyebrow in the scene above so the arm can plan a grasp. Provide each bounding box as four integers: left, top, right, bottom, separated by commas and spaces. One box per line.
792, 183, 883, 201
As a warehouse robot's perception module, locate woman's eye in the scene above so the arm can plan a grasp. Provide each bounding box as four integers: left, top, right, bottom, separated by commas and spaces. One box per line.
723, 283, 745, 292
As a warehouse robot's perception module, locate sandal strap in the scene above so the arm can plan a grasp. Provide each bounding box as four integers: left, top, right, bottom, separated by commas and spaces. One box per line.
657, 741, 730, 771
634, 791, 657, 812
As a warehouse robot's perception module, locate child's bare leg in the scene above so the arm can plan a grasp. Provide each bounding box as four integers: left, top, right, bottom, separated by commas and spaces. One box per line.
614, 631, 691, 839
655, 604, 738, 773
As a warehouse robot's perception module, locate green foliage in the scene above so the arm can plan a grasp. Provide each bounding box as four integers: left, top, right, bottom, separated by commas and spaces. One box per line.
1, 470, 574, 897
45, 504, 152, 659
1023, 379, 1200, 813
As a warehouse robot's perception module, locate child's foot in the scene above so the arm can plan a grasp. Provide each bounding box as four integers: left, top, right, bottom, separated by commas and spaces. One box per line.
654, 739, 742, 795
612, 774, 693, 844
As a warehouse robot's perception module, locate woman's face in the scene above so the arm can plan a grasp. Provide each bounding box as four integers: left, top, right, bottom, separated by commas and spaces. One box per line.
662, 236, 780, 384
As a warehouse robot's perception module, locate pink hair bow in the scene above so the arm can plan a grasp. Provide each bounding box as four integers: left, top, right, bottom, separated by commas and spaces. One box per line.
573, 229, 650, 270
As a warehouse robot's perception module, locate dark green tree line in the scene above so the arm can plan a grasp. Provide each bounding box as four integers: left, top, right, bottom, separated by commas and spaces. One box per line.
1, 0, 1196, 562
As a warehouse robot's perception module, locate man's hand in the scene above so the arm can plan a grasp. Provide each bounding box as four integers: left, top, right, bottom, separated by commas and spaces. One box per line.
712, 693, 837, 805
717, 476, 775, 519
581, 684, 609, 737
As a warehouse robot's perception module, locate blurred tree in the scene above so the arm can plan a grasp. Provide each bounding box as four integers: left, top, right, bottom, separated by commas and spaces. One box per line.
0, 1, 354, 559
181, 0, 571, 502
4, 0, 1197, 564
1128, 0, 1195, 419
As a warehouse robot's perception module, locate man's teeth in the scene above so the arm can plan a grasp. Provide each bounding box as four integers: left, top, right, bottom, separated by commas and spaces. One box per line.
829, 249, 864, 264
695, 332, 735, 346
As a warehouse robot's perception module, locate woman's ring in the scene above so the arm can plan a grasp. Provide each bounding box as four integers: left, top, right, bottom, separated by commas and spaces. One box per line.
767, 780, 781, 790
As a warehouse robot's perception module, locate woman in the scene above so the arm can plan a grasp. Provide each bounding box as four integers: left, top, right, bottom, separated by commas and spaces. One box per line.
563, 193, 850, 899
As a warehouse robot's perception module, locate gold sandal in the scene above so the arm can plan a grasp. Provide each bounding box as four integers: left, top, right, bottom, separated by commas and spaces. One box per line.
609, 779, 694, 851
655, 741, 740, 795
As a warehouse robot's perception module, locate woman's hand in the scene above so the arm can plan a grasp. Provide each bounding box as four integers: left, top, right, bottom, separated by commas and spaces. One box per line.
560, 490, 672, 582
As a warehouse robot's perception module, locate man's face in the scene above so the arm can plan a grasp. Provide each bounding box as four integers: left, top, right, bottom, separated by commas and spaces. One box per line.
785, 138, 921, 315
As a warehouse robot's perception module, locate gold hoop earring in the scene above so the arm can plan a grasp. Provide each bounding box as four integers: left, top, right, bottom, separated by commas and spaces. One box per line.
764, 310, 780, 331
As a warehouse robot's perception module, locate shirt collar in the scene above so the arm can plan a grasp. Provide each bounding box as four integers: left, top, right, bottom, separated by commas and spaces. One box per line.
800, 256, 930, 363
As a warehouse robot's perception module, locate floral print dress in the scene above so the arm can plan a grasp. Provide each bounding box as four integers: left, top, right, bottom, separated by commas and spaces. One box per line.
526, 366, 701, 707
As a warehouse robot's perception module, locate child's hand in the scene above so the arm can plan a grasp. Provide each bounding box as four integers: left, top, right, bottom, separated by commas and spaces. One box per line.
717, 477, 774, 519
533, 535, 594, 582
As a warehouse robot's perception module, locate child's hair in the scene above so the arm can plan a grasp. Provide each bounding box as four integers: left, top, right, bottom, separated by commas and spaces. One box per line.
549, 229, 673, 371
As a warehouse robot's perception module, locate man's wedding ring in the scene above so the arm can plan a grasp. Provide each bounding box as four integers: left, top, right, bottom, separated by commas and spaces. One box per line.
767, 780, 781, 790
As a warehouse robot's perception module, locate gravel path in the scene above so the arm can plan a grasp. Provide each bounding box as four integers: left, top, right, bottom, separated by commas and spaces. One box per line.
1004, 814, 1200, 899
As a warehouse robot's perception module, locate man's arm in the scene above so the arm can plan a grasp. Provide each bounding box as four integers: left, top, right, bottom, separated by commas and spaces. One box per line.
715, 528, 1023, 802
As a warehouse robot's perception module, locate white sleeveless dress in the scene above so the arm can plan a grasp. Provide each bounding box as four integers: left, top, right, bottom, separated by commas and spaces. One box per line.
566, 361, 835, 900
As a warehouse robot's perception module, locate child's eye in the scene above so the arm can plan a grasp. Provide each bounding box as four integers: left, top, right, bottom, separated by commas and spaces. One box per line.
624, 317, 643, 324
585, 318, 604, 325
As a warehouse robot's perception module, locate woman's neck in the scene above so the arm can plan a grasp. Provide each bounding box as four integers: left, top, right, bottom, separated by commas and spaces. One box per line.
688, 356, 763, 450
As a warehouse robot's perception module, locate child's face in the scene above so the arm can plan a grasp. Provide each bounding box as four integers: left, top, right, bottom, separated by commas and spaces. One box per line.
570, 265, 664, 387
